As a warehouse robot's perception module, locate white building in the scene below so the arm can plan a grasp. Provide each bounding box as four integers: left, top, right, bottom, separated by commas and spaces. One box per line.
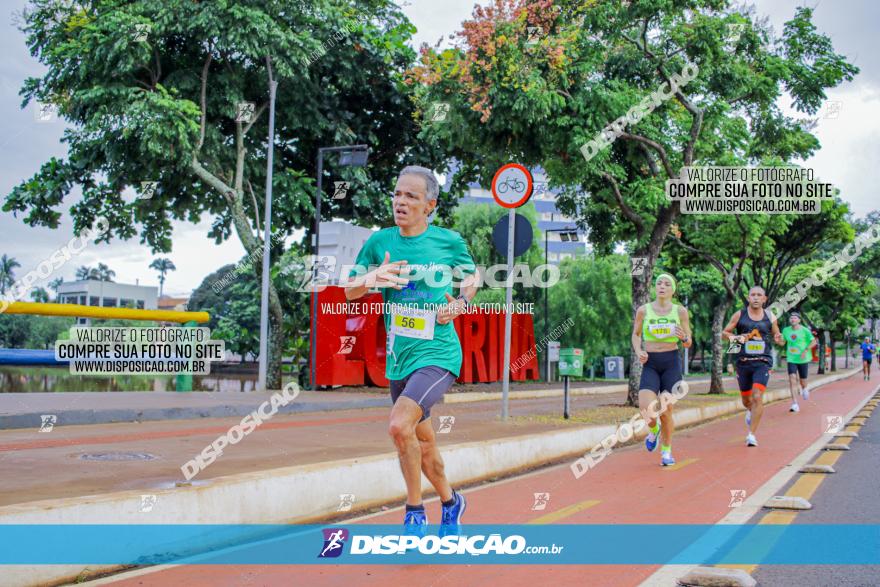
317, 221, 375, 284
57, 280, 158, 310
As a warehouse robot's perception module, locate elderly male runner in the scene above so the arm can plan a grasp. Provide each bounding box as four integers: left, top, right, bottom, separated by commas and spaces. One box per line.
344, 165, 478, 536
722, 286, 784, 447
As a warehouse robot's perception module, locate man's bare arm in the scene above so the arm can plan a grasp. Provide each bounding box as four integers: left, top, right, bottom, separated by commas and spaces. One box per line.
722, 311, 742, 342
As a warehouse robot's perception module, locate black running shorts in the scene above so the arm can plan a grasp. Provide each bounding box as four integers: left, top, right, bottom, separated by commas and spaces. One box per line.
638, 349, 683, 395
787, 362, 809, 379
389, 366, 456, 422
736, 359, 771, 392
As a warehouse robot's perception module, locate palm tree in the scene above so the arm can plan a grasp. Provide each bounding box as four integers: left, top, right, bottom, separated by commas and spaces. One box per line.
0, 255, 21, 295
77, 264, 115, 281
95, 263, 115, 282
75, 265, 93, 281
30, 287, 50, 303
48, 277, 63, 300
149, 258, 176, 298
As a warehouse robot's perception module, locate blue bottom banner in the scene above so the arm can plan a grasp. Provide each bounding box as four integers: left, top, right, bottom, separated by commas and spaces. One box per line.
0, 524, 878, 565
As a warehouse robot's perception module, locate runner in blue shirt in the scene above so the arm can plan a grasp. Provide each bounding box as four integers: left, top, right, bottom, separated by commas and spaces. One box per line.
861, 337, 877, 381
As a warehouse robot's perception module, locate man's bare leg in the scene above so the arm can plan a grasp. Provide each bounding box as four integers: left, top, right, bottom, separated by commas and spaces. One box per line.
750, 388, 765, 433
788, 373, 799, 404
388, 397, 425, 506
416, 418, 453, 502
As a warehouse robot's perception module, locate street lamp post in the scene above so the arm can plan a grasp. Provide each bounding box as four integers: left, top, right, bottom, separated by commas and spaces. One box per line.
309, 145, 369, 390
543, 226, 579, 382
256, 68, 278, 392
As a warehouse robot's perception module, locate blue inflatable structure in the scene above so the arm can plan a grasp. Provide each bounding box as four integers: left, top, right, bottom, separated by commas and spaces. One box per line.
0, 348, 68, 365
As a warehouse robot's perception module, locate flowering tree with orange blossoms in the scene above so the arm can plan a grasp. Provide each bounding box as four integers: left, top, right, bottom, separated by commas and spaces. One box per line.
410, 0, 857, 403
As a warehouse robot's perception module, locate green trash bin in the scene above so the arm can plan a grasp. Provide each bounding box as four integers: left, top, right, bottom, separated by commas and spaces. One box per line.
558, 348, 584, 377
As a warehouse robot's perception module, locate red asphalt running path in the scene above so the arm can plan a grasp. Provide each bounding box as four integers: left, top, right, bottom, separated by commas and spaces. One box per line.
102, 373, 873, 587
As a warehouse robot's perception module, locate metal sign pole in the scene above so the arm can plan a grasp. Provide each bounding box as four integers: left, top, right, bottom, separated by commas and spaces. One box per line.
563, 375, 570, 419
501, 207, 515, 421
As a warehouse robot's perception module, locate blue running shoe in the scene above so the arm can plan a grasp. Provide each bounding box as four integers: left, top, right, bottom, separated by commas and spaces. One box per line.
404, 508, 428, 537
440, 492, 467, 537
661, 451, 676, 466
645, 428, 660, 452
745, 410, 752, 430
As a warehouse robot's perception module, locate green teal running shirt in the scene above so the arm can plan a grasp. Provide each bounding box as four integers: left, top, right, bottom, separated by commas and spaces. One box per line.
349, 225, 476, 381
782, 325, 814, 364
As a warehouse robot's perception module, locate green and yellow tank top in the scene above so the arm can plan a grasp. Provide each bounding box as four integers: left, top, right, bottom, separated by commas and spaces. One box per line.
642, 303, 681, 344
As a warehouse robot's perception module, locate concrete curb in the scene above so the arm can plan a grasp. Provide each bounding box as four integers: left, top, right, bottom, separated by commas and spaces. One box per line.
0, 369, 860, 587
446, 376, 715, 404
444, 383, 627, 403
764, 495, 811, 510
678, 567, 757, 586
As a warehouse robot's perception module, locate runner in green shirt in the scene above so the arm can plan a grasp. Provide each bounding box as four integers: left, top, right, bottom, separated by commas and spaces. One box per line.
344, 165, 478, 537
781, 312, 817, 413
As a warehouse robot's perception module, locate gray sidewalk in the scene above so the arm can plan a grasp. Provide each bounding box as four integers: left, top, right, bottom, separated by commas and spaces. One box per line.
0, 389, 390, 429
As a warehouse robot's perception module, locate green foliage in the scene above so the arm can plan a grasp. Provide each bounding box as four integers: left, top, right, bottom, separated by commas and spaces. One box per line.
30, 287, 51, 303
548, 254, 632, 367
414, 0, 859, 261
75, 263, 116, 281
0, 314, 75, 348
149, 257, 176, 295
189, 263, 260, 360
0, 254, 21, 294
443, 201, 548, 309
788, 262, 874, 340
27, 315, 76, 349
8, 0, 439, 246
0, 314, 35, 347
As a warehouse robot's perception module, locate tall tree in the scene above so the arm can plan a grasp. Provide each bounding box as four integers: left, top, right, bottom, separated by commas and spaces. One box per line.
0, 254, 20, 294
75, 263, 114, 281
412, 0, 858, 403
547, 254, 632, 373
48, 276, 63, 298
30, 287, 50, 303
190, 263, 260, 361
149, 257, 176, 298
667, 199, 851, 391
95, 262, 115, 282
8, 0, 436, 388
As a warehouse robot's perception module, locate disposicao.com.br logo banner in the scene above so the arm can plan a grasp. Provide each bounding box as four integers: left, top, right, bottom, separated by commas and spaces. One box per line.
1, 525, 879, 565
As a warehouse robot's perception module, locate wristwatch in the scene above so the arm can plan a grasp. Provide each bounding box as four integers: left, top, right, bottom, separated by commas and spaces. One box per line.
456, 294, 470, 307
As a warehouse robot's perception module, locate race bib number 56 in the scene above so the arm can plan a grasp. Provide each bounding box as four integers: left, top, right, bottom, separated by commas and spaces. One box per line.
390, 307, 436, 340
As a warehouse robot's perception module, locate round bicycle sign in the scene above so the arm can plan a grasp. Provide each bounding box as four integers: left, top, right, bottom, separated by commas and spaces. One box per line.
491, 163, 533, 208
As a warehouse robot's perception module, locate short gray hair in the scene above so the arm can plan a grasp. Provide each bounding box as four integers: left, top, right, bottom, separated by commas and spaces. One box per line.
398, 165, 439, 201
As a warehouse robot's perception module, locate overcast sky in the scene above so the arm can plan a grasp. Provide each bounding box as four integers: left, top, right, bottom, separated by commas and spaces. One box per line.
0, 0, 876, 297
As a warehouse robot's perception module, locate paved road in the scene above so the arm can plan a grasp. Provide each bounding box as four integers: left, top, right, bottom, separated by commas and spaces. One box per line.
92, 373, 876, 586
751, 381, 880, 587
